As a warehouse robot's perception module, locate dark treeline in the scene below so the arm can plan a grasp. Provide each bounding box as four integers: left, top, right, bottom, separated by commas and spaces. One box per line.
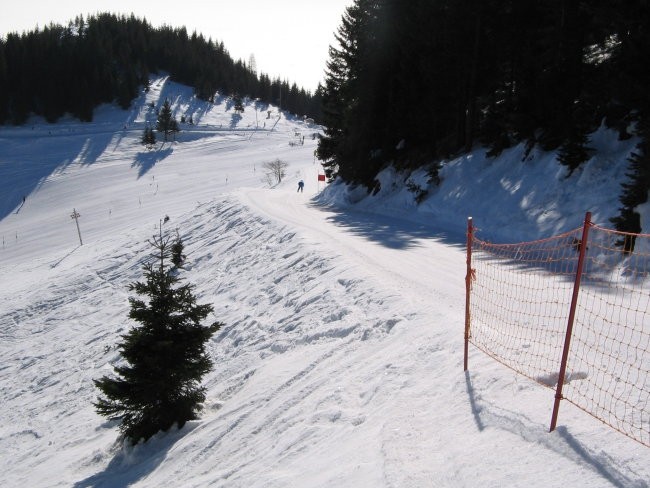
0, 13, 322, 125
317, 0, 650, 240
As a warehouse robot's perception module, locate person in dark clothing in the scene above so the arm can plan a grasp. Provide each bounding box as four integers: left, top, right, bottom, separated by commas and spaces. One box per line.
297, 180, 304, 192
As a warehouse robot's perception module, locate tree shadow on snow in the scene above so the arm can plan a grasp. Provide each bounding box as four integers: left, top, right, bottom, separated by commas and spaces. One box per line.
308, 200, 468, 251
229, 113, 242, 130
73, 424, 192, 488
224, 96, 235, 112
132, 146, 173, 179
0, 129, 113, 222
307, 198, 620, 292
254, 99, 269, 112
179, 95, 212, 126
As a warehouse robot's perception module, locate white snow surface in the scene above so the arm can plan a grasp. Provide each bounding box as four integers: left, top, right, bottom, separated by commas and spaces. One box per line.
1, 77, 649, 487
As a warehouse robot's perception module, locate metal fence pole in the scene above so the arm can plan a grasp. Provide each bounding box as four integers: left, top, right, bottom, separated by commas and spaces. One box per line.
550, 211, 592, 432
464, 217, 474, 372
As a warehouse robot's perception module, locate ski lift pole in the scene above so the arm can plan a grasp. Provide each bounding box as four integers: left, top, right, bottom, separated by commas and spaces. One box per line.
71, 208, 83, 246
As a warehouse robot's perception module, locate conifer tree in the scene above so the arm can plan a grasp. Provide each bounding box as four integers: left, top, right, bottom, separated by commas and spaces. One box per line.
94, 232, 222, 444
232, 93, 245, 113
141, 126, 156, 148
557, 127, 592, 177
611, 118, 650, 252
317, 0, 369, 181
171, 231, 186, 268
156, 99, 180, 141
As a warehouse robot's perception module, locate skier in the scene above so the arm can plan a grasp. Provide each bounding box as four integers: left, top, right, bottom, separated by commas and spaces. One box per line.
297, 180, 304, 193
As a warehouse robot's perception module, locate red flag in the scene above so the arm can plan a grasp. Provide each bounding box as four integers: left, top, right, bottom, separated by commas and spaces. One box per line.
317, 174, 326, 181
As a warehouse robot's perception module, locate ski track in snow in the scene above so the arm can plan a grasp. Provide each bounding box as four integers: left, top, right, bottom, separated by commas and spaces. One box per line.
1, 77, 649, 487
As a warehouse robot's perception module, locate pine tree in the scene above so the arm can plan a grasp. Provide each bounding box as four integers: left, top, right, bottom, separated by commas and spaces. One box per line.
557, 126, 592, 177
141, 126, 156, 148
611, 117, 650, 252
316, 0, 369, 181
232, 93, 245, 113
94, 232, 222, 444
156, 99, 180, 141
171, 232, 185, 268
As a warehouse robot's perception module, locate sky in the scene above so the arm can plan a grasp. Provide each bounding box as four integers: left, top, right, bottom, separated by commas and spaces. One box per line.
0, 75, 648, 487
0, 0, 354, 92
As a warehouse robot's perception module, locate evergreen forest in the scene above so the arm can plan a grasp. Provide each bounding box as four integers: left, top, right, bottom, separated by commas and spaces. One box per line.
0, 13, 321, 126
1, 3, 649, 238
317, 0, 650, 237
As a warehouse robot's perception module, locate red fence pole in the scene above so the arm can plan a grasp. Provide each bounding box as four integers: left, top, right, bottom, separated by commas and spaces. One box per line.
550, 211, 592, 432
464, 217, 474, 372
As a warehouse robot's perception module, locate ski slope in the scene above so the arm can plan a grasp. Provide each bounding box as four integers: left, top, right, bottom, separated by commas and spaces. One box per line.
0, 78, 648, 487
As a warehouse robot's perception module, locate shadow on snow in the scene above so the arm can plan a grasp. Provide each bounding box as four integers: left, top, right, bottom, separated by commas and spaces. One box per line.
308, 199, 468, 252
464, 371, 645, 488
73, 424, 192, 488
132, 146, 173, 179
0, 130, 113, 221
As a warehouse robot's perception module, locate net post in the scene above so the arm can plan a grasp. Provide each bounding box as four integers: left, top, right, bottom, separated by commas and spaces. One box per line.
464, 216, 474, 372
550, 211, 592, 432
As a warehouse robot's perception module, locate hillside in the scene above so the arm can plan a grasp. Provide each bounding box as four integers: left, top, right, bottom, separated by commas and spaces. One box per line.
0, 13, 320, 126
319, 123, 641, 243
317, 1, 650, 242
1, 77, 649, 487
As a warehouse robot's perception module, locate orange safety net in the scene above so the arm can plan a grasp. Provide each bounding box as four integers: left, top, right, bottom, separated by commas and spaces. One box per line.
468, 222, 650, 447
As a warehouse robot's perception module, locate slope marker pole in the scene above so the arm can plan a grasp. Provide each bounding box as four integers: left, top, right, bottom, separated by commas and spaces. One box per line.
71, 208, 83, 246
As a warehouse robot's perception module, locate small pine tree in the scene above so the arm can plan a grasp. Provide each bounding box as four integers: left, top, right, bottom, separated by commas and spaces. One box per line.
171, 232, 185, 268
610, 118, 650, 253
156, 99, 180, 141
557, 129, 592, 177
94, 231, 222, 444
233, 93, 245, 113
141, 126, 156, 148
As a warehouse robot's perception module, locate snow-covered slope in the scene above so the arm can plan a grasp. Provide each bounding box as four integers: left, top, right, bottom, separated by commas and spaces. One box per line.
318, 124, 640, 243
1, 77, 648, 487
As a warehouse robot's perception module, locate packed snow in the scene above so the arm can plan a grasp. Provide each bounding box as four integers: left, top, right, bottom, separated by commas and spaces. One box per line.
1, 77, 648, 487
